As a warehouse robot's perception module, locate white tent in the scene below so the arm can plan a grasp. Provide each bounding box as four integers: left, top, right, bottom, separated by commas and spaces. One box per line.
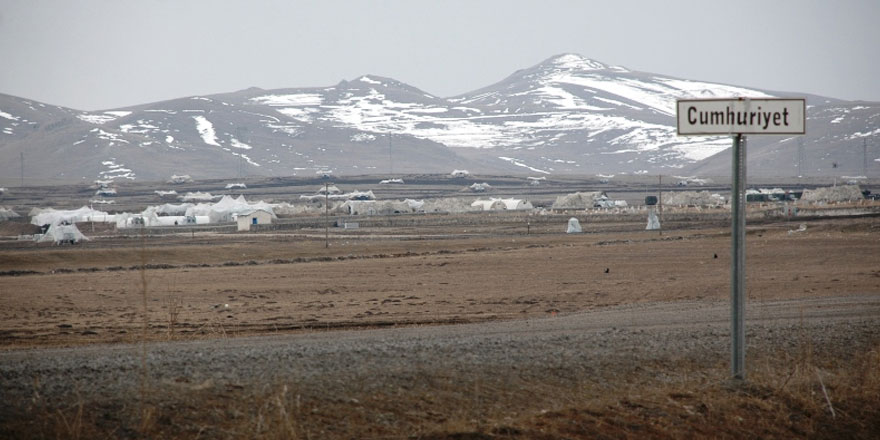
30, 206, 114, 226
471, 198, 534, 211
421, 197, 480, 213
0, 207, 20, 221
167, 174, 193, 184
662, 191, 725, 206
39, 223, 89, 244
152, 203, 194, 216
316, 185, 342, 195
155, 190, 178, 198
203, 195, 277, 224
566, 217, 582, 233
552, 192, 604, 210
469, 182, 492, 192
341, 199, 425, 216
801, 185, 864, 203
646, 211, 660, 230
180, 191, 218, 202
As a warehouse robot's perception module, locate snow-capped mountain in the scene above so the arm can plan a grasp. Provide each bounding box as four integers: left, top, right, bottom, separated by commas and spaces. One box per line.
1, 54, 877, 182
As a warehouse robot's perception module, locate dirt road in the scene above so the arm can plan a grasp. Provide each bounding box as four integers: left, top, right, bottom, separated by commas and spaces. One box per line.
1, 294, 878, 438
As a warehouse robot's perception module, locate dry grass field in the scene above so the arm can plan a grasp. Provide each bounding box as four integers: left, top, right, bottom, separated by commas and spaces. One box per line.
1, 216, 878, 349
1, 178, 879, 438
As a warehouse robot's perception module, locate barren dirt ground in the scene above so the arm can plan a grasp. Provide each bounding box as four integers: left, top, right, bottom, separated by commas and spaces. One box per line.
0, 215, 878, 438
0, 217, 878, 348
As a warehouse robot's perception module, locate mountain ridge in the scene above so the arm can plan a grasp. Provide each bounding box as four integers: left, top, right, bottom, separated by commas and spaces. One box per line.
1, 54, 877, 183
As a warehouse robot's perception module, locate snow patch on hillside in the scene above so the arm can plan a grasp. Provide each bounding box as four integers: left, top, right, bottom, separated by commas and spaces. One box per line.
90, 128, 129, 145
351, 133, 376, 142
358, 76, 382, 85
498, 156, 551, 174
193, 115, 221, 146
251, 94, 323, 106
0, 110, 19, 121
230, 138, 252, 150
78, 112, 130, 124
277, 107, 319, 122
99, 159, 136, 180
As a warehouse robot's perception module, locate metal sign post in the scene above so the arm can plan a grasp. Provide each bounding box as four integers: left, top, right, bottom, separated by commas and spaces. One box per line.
730, 134, 746, 380
677, 97, 805, 382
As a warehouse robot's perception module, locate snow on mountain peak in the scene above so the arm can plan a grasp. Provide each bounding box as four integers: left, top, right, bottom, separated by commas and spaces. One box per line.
551, 53, 607, 70
358, 76, 382, 85
547, 54, 628, 73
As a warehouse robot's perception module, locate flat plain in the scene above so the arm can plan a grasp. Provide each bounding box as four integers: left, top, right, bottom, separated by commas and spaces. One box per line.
0, 175, 878, 438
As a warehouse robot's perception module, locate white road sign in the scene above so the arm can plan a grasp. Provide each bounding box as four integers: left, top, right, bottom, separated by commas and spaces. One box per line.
677, 98, 805, 135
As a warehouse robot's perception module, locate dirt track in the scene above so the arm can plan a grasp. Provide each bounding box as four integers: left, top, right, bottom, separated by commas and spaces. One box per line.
1, 294, 878, 438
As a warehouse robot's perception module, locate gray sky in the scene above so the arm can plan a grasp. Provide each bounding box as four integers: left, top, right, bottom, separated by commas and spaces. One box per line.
1, 0, 878, 111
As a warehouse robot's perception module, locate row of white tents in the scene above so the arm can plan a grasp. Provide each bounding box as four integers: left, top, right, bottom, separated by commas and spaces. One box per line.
21, 184, 870, 244
29, 195, 278, 230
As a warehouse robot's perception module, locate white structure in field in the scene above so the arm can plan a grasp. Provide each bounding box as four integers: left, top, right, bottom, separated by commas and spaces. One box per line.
566, 217, 582, 233
801, 185, 864, 203
646, 210, 660, 230
236, 209, 274, 231
552, 192, 604, 210
39, 223, 89, 245
470, 198, 533, 211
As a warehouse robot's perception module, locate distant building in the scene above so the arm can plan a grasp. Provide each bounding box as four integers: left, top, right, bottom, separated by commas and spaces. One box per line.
236, 209, 273, 231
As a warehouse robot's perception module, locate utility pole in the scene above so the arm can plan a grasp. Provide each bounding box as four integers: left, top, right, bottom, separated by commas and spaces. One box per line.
324, 181, 330, 248
864, 138, 868, 178
20, 152, 24, 187
658, 174, 663, 236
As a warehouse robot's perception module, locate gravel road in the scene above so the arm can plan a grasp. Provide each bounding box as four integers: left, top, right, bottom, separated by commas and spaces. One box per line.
2, 294, 877, 418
